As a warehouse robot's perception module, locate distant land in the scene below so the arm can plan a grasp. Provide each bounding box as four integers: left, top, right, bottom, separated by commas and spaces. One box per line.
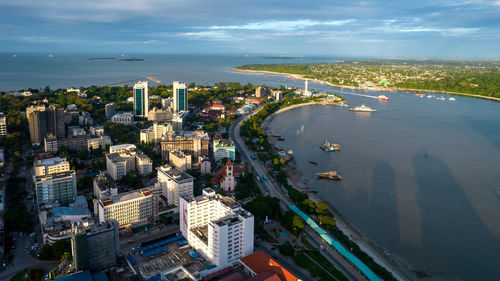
88, 57, 116, 60
235, 60, 500, 99
118, 58, 144, 61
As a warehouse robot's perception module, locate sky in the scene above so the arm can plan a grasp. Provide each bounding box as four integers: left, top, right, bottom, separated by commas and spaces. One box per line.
0, 0, 499, 57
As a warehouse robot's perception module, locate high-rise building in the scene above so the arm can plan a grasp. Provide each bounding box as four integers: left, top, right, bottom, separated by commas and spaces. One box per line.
157, 164, 194, 206
71, 220, 119, 271
173, 81, 188, 113
255, 87, 270, 98
105, 103, 116, 120
179, 188, 254, 267
0, 112, 7, 137
106, 144, 152, 180
27, 105, 67, 145
33, 157, 77, 206
133, 81, 149, 117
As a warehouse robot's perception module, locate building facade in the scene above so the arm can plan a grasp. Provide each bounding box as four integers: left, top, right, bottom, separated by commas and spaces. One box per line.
133, 81, 149, 117
0, 112, 7, 136
111, 112, 134, 125
140, 122, 174, 144
27, 105, 67, 145
157, 164, 194, 206
179, 188, 254, 267
173, 81, 188, 113
71, 220, 119, 271
105, 103, 116, 120
97, 189, 154, 227
33, 157, 77, 206
87, 135, 111, 151
213, 139, 236, 162
169, 151, 192, 171
160, 131, 210, 161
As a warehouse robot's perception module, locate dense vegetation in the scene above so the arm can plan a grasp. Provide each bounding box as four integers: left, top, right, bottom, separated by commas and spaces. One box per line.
236, 60, 500, 98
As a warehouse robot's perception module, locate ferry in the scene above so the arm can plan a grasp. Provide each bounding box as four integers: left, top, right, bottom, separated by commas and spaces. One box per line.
449, 97, 456, 101
320, 141, 341, 152
349, 104, 377, 112
377, 95, 390, 101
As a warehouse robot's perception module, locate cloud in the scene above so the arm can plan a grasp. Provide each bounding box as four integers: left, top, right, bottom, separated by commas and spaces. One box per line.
208, 19, 356, 31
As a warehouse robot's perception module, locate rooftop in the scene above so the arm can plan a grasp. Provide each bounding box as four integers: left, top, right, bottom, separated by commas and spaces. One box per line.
157, 165, 193, 182
107, 152, 126, 164
105, 189, 153, 205
240, 250, 299, 281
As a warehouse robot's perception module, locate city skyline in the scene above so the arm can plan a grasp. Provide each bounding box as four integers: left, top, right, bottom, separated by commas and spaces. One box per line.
0, 0, 499, 57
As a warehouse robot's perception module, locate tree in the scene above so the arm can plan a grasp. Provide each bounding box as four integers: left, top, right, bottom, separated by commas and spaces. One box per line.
318, 215, 336, 228
279, 241, 295, 256
315, 201, 329, 215
281, 210, 304, 235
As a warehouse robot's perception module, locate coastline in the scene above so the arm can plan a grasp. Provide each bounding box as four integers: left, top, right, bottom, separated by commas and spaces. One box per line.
262, 103, 419, 281
234, 68, 500, 102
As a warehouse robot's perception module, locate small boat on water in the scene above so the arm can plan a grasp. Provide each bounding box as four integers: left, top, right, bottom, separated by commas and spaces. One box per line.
436, 96, 445, 100
320, 141, 341, 151
309, 161, 318, 166
449, 97, 456, 101
336, 103, 349, 107
317, 171, 342, 180
377, 95, 390, 101
414, 93, 425, 97
427, 95, 435, 98
349, 104, 377, 112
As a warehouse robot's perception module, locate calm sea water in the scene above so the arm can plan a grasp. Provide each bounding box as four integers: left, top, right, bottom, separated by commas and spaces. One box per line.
269, 91, 500, 281
2, 53, 499, 280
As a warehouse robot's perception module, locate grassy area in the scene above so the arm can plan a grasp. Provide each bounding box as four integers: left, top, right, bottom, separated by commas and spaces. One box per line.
294, 252, 337, 281
306, 250, 348, 281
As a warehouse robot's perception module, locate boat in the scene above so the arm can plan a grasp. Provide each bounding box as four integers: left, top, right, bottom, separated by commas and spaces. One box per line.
436, 96, 445, 100
320, 141, 341, 151
414, 93, 425, 97
309, 161, 318, 166
336, 103, 349, 107
427, 95, 435, 98
317, 171, 343, 180
377, 95, 390, 101
449, 97, 455, 101
349, 104, 377, 112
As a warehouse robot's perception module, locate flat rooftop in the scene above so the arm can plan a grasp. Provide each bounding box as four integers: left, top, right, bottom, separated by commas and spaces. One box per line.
107, 152, 126, 164
107, 190, 152, 205
157, 165, 193, 182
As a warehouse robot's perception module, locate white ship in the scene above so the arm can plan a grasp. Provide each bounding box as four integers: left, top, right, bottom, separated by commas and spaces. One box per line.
349, 104, 377, 112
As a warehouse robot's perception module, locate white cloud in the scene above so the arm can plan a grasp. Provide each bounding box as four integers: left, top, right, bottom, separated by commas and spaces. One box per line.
208, 19, 356, 31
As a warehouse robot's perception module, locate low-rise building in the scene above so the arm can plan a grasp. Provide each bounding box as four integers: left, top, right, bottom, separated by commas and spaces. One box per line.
169, 151, 192, 171
213, 139, 236, 162
111, 112, 134, 125
180, 188, 254, 267
106, 144, 152, 179
87, 135, 111, 151
105, 153, 127, 180
213, 160, 236, 192
147, 107, 174, 121
140, 122, 174, 144
39, 204, 93, 245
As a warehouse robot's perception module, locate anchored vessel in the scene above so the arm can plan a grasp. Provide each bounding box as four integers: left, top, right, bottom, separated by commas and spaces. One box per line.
349, 104, 377, 112
320, 141, 341, 151
377, 95, 390, 101
317, 171, 343, 180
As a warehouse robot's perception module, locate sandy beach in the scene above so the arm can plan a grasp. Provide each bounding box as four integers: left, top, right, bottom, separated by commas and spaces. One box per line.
234, 68, 500, 102
263, 103, 421, 281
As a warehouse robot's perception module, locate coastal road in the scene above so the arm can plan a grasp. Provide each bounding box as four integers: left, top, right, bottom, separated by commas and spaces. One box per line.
229, 108, 367, 281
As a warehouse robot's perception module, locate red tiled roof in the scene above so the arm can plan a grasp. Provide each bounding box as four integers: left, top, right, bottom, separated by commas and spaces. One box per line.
240, 250, 299, 281
212, 104, 225, 108
246, 272, 281, 281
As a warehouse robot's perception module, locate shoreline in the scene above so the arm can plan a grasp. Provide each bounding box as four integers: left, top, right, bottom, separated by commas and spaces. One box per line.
234, 68, 500, 102
262, 103, 419, 281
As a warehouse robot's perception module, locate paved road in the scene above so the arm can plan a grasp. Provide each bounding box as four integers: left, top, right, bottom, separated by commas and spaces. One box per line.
230, 108, 367, 281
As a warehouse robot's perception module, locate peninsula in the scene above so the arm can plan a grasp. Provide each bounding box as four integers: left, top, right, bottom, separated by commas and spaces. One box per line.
235, 59, 500, 100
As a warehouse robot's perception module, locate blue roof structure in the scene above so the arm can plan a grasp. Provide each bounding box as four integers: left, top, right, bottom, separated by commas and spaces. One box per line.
75, 195, 88, 206
142, 245, 169, 258
145, 274, 161, 281
54, 271, 93, 281
52, 206, 91, 217
289, 205, 383, 281
135, 235, 183, 253
189, 249, 199, 258
127, 255, 137, 265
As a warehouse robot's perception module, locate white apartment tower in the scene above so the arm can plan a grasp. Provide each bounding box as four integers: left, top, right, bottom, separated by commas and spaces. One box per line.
156, 164, 194, 206
179, 188, 254, 267
33, 157, 77, 206
173, 81, 188, 113
133, 81, 149, 117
